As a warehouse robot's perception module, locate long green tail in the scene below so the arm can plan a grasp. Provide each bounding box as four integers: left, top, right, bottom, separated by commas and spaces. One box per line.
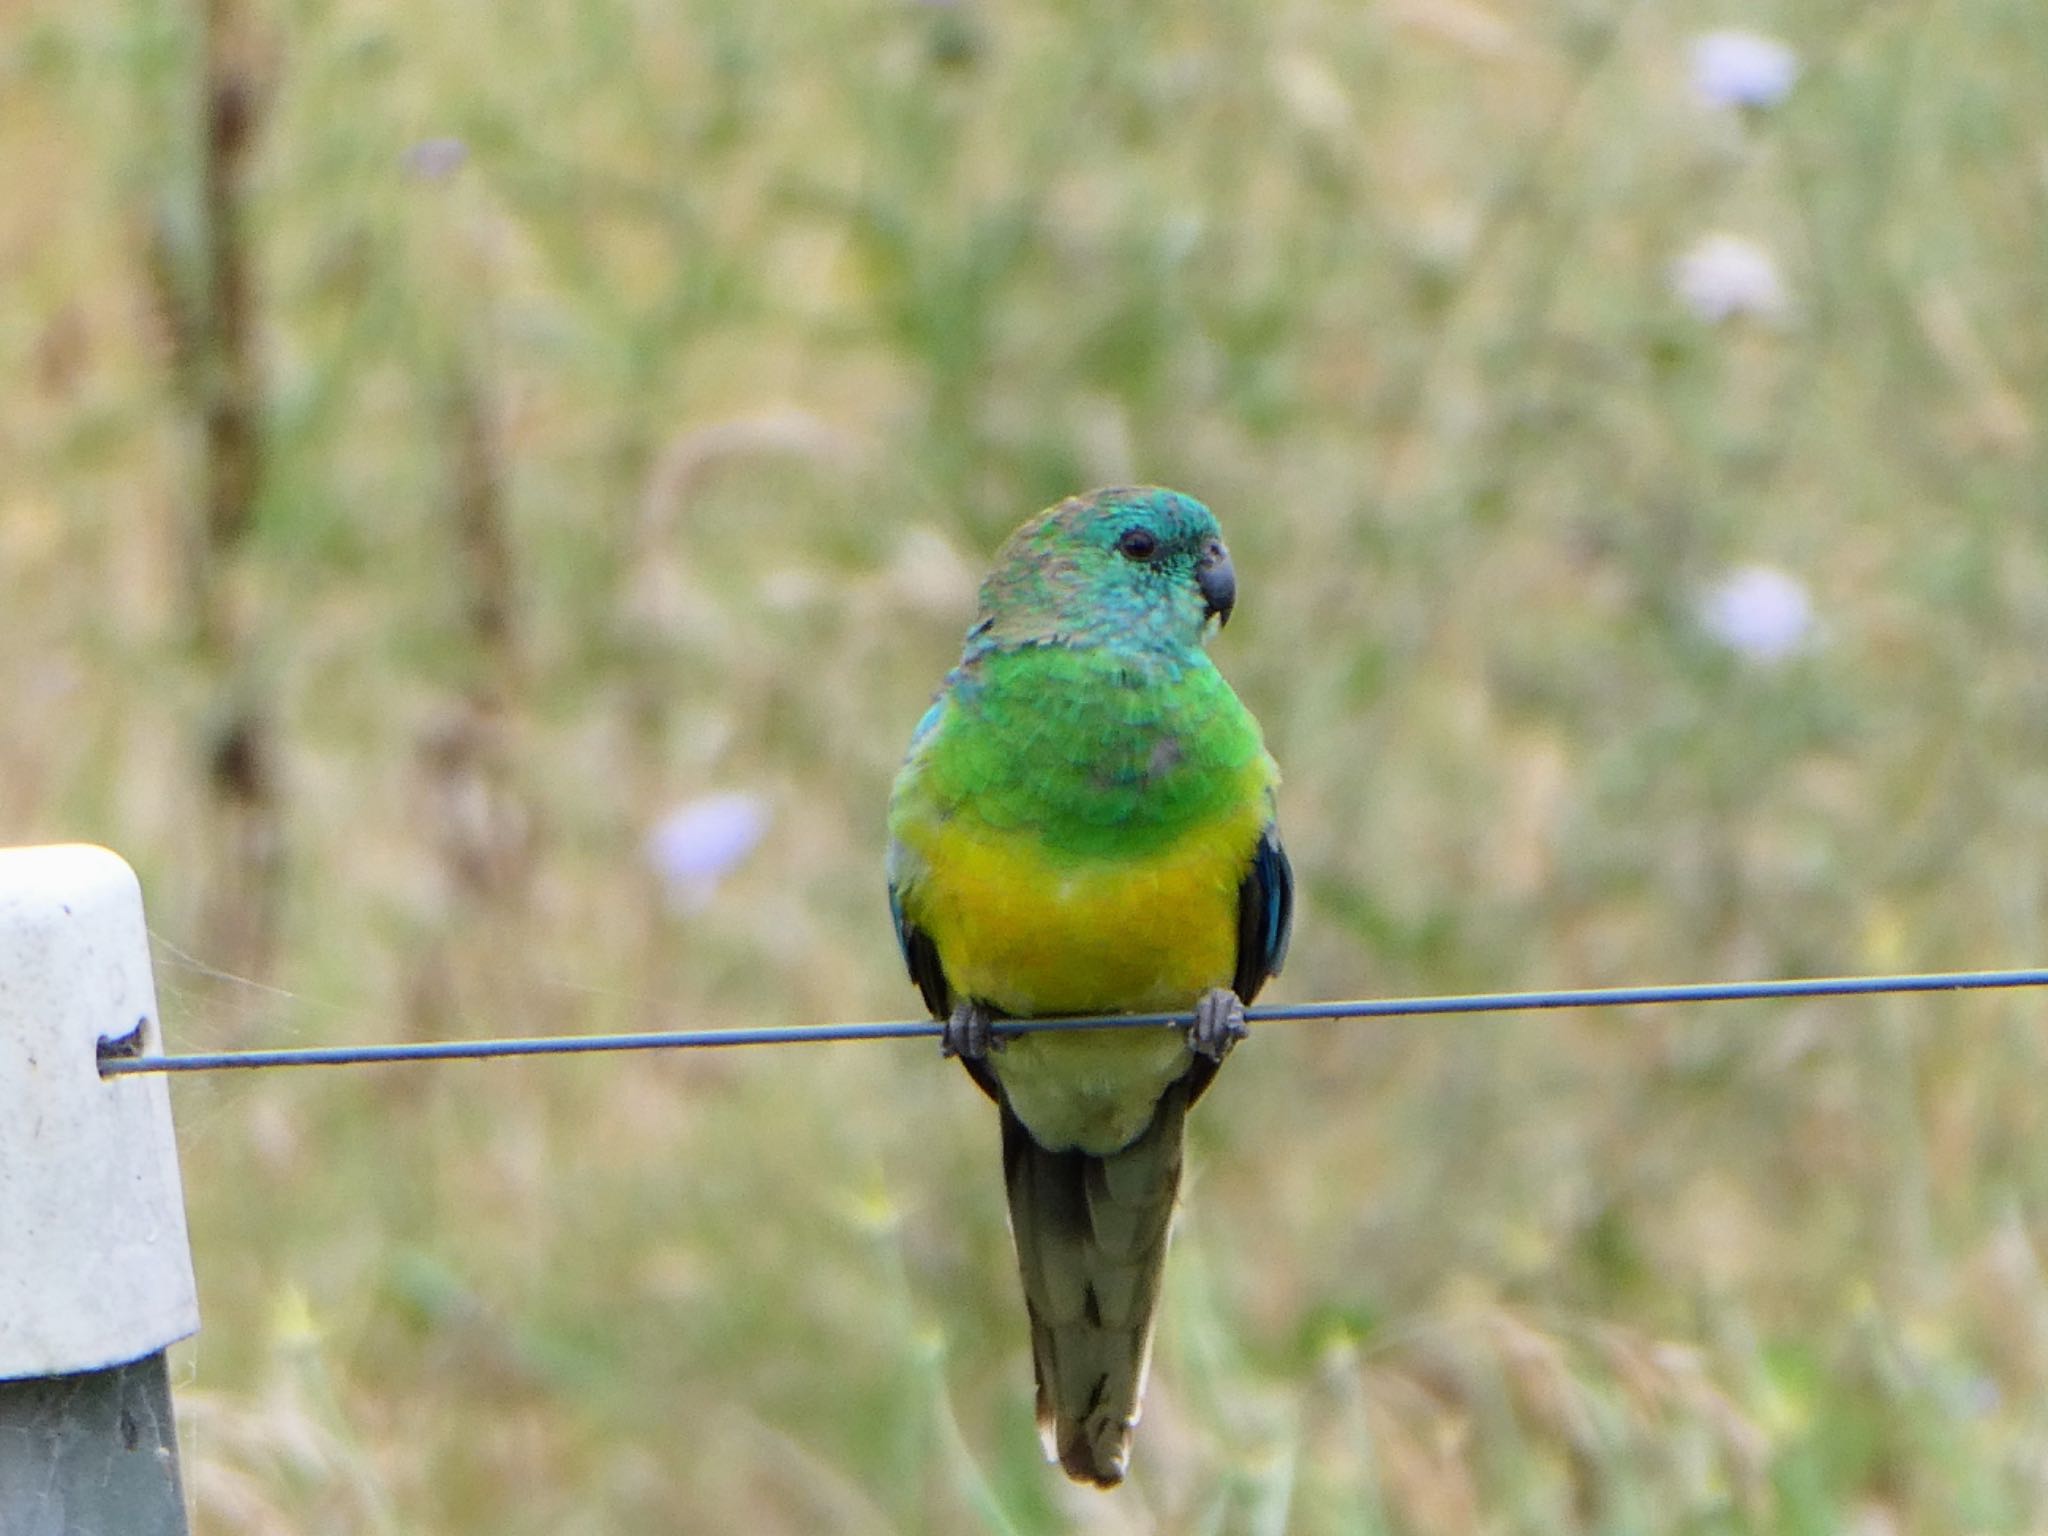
999, 1078, 1190, 1488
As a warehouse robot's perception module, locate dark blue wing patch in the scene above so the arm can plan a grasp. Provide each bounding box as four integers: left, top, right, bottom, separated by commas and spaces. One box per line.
1232, 826, 1293, 1003
889, 881, 953, 1020
1186, 824, 1292, 1106
890, 876, 1002, 1103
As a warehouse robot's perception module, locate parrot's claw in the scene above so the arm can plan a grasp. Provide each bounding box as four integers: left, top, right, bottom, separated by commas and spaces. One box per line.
943, 1000, 1003, 1060
1188, 987, 1247, 1063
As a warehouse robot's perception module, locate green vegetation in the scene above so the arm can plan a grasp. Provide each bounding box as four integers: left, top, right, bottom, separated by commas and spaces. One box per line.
9, 0, 2048, 1528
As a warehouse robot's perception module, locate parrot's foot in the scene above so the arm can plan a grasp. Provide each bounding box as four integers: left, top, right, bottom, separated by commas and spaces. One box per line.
1187, 987, 1247, 1063
942, 999, 1004, 1061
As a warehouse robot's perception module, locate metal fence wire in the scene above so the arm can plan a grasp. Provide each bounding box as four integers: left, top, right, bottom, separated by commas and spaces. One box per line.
96, 966, 2048, 1076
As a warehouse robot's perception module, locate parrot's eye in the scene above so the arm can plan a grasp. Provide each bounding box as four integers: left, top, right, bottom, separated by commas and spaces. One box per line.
1116, 528, 1160, 561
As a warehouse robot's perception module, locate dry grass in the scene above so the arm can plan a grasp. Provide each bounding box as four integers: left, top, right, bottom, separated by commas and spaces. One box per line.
10, 0, 2048, 1528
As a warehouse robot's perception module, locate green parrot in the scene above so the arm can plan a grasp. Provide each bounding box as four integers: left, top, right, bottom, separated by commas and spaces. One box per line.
887, 487, 1293, 1486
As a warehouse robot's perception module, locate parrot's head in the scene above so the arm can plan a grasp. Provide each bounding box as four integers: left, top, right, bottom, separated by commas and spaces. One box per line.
972, 486, 1237, 655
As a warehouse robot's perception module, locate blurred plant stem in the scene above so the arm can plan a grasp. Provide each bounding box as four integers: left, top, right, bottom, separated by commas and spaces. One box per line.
402, 193, 536, 1042
153, 0, 283, 983
424, 356, 530, 903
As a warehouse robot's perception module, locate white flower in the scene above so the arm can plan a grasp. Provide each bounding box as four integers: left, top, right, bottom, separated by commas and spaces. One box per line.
1672, 234, 1789, 324
1696, 565, 1813, 663
1690, 30, 1800, 111
645, 793, 770, 911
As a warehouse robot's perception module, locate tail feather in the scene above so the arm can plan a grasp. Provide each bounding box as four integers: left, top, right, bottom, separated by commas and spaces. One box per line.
1000, 1079, 1190, 1488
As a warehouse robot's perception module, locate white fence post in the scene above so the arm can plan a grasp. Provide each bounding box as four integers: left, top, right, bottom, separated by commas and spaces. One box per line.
0, 844, 198, 1535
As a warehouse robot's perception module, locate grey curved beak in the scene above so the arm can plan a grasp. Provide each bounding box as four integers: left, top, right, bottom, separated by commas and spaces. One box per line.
1198, 549, 1237, 626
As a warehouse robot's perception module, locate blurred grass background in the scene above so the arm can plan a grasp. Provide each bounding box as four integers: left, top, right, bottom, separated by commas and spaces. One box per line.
9, 0, 2048, 1529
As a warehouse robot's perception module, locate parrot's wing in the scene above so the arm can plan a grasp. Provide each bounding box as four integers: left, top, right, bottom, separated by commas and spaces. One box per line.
890, 836, 1002, 1103
1184, 822, 1291, 1108
887, 862, 953, 1019
1232, 823, 1294, 1003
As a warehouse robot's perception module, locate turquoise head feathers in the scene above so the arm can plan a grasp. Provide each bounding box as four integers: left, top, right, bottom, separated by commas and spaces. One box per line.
969, 487, 1237, 658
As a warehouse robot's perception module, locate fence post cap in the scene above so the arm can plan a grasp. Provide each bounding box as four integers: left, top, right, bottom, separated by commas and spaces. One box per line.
0, 844, 199, 1380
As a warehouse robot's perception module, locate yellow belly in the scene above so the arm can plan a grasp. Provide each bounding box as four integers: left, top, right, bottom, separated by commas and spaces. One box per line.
905, 806, 1261, 1153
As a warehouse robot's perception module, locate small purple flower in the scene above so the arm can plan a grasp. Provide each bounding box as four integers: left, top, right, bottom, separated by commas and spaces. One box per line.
1697, 565, 1813, 663
1690, 30, 1799, 111
645, 793, 770, 912
1672, 234, 1789, 325
1962, 1374, 2001, 1417
402, 138, 469, 181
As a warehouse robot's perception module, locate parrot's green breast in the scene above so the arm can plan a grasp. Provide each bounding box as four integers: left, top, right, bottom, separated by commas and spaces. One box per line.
906, 645, 1268, 856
